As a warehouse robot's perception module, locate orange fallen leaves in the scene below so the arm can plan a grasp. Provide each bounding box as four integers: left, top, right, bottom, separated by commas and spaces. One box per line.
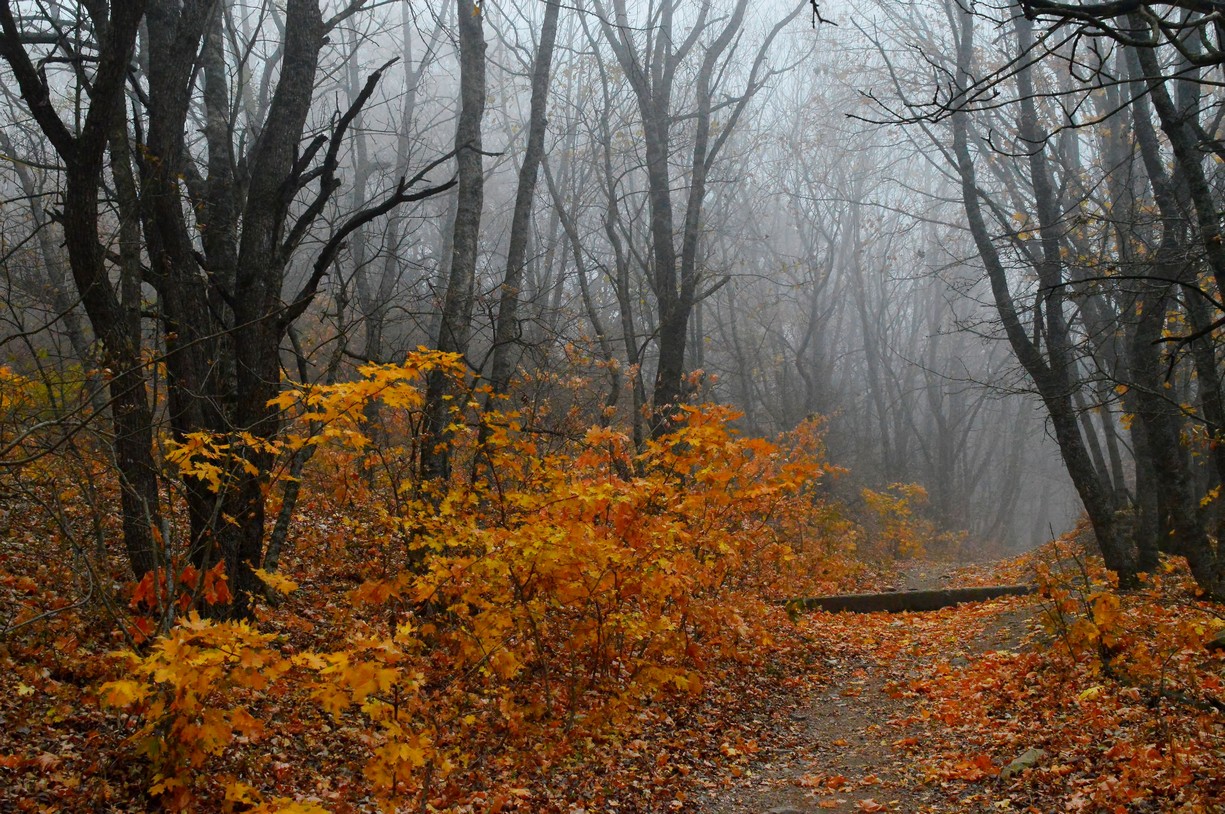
799, 771, 849, 791
941, 753, 997, 782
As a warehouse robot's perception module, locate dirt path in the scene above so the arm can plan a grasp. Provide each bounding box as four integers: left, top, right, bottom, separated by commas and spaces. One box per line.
693, 563, 1036, 813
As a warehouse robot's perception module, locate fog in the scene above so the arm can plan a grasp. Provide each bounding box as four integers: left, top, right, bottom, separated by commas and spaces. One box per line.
15, 0, 1225, 566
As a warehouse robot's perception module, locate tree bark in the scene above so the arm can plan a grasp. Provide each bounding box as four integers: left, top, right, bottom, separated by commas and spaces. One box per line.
487, 0, 561, 396
423, 0, 486, 482
949, 6, 1135, 585
0, 0, 162, 578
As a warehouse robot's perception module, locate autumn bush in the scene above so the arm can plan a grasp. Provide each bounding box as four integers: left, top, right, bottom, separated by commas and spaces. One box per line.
1035, 540, 1225, 721
97, 353, 867, 810
858, 482, 967, 562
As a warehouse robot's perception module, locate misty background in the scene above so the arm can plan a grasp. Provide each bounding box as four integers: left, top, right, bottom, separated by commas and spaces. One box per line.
20, 0, 1190, 560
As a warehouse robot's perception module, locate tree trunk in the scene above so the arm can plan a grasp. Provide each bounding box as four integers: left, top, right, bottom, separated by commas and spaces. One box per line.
0, 0, 162, 578
487, 0, 561, 396
788, 585, 1034, 615
423, 0, 486, 482
949, 7, 1134, 585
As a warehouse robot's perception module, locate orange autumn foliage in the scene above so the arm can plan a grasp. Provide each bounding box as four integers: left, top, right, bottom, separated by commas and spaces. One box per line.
100, 353, 863, 810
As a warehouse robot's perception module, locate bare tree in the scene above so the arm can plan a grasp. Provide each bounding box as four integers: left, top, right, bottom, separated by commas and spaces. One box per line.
423, 0, 486, 482
593, 0, 803, 435
0, 1, 161, 578
487, 0, 562, 396
0, 1, 456, 614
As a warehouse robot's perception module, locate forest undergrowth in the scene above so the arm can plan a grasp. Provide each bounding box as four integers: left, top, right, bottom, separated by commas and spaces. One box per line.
1, 357, 1223, 812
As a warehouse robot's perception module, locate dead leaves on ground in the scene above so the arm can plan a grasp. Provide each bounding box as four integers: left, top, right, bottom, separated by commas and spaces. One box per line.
770, 550, 1224, 812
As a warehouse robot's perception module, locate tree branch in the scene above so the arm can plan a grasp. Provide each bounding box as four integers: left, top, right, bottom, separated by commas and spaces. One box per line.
279, 150, 459, 328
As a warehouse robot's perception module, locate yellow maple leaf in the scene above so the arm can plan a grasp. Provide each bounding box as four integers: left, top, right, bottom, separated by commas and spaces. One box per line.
1077, 685, 1104, 703
98, 679, 149, 708
253, 568, 298, 595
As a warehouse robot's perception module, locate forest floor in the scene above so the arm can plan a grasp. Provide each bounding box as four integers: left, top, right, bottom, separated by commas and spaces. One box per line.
682, 552, 1225, 814
690, 562, 1043, 814
2, 542, 1222, 813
